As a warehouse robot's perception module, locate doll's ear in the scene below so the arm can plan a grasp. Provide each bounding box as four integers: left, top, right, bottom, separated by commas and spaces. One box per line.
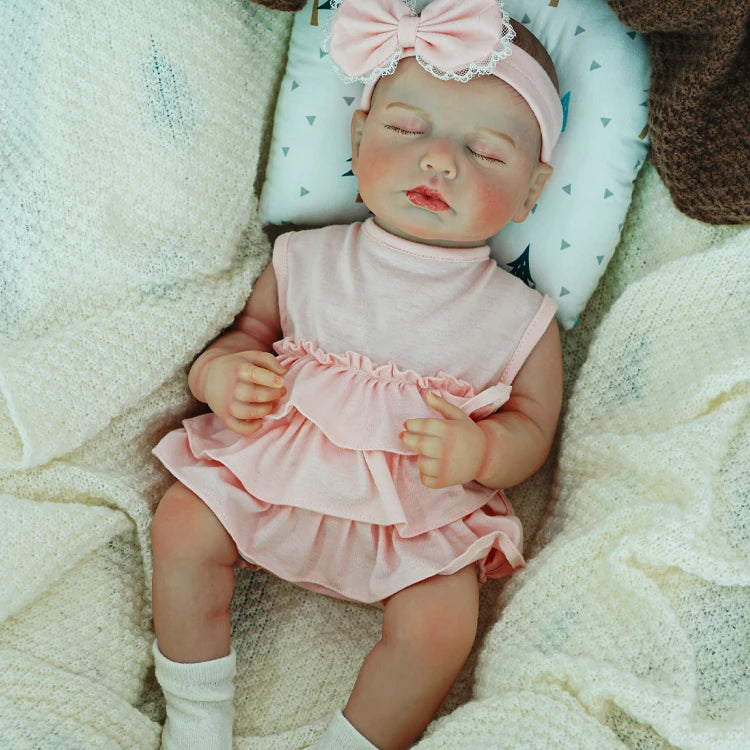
350, 110, 367, 176
513, 162, 553, 223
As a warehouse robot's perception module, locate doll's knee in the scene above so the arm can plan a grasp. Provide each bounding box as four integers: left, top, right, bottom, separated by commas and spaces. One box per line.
384, 574, 479, 667
151, 482, 235, 565
411, 605, 477, 667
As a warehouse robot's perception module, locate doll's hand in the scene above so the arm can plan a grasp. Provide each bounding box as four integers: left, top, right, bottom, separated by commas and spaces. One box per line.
201, 351, 286, 436
400, 392, 488, 489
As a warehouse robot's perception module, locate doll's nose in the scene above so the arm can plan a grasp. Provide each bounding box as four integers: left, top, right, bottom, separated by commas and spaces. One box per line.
419, 140, 458, 179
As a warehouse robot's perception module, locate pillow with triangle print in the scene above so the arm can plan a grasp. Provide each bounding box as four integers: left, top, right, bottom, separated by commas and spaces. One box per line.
259, 0, 650, 328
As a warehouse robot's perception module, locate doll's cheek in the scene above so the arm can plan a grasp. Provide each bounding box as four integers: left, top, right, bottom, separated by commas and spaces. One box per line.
355, 145, 394, 183
471, 187, 515, 232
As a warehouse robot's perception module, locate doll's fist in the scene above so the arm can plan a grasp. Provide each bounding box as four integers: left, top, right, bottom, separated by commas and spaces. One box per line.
400, 392, 487, 488
203, 351, 286, 435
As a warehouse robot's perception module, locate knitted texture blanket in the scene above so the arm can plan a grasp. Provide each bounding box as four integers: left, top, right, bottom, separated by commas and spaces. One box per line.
606, 0, 750, 224
2, 2, 749, 748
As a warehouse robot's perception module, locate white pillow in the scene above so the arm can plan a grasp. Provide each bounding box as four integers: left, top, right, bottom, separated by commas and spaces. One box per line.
259, 0, 650, 328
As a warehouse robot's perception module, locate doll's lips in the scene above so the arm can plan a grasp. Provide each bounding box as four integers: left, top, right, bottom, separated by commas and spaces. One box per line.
406, 186, 450, 212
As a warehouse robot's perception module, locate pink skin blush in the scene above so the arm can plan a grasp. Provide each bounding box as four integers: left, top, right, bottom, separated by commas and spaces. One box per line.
406, 186, 450, 212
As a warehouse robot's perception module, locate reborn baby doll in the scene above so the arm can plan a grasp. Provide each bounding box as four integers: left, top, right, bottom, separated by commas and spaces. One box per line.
150, 1, 564, 748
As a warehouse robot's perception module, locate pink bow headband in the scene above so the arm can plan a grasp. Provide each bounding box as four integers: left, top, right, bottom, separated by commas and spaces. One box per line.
326, 0, 562, 163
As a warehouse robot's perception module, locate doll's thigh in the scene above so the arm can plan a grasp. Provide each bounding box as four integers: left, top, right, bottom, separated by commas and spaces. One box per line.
151, 481, 237, 566
382, 565, 480, 666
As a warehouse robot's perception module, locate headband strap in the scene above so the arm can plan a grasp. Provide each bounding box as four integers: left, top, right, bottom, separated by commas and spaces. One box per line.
327, 0, 562, 162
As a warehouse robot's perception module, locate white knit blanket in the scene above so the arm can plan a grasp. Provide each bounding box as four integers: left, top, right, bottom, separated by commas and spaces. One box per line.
1, 3, 748, 748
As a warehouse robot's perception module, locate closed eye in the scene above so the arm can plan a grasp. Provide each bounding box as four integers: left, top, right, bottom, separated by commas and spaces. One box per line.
385, 125, 423, 135
469, 148, 504, 164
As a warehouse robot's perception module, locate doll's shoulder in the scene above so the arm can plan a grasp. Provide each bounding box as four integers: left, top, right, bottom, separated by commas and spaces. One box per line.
490, 262, 549, 306
275, 221, 364, 251
273, 222, 368, 265
482, 263, 558, 340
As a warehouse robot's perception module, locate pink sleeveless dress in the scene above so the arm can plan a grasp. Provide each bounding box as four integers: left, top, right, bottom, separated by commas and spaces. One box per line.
154, 219, 557, 603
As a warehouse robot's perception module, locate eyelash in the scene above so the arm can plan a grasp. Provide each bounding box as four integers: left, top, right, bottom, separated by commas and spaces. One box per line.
469, 149, 503, 164
385, 125, 422, 135
385, 125, 504, 164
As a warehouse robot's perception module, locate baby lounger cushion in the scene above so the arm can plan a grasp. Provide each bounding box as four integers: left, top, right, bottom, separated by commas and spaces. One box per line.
259, 0, 651, 328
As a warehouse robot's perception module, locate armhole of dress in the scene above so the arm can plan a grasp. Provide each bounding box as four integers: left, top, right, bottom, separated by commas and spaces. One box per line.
499, 295, 558, 385
272, 233, 291, 332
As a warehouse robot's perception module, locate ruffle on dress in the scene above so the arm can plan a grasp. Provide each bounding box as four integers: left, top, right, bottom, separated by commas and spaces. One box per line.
269, 337, 512, 453
180, 408, 498, 536
154, 428, 524, 604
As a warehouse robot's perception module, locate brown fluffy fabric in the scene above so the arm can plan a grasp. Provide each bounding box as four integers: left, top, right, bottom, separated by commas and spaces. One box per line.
251, 0, 306, 11
607, 0, 750, 224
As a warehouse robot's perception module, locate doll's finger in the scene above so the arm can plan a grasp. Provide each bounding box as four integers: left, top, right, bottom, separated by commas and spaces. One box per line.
243, 351, 287, 376
403, 417, 448, 437
424, 391, 471, 421
417, 455, 441, 479
228, 399, 275, 421
238, 363, 285, 388
418, 466, 445, 489
234, 381, 286, 404
224, 415, 263, 437
419, 473, 442, 489
400, 431, 443, 459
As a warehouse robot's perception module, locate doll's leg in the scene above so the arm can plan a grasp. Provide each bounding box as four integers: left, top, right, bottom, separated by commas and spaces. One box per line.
151, 481, 239, 662
344, 565, 479, 750
151, 481, 240, 750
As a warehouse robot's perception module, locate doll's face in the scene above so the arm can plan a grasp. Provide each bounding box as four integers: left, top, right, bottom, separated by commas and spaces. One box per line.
351, 58, 552, 248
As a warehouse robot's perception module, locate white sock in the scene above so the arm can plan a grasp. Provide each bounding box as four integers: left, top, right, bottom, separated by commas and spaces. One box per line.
309, 709, 378, 749
153, 641, 236, 750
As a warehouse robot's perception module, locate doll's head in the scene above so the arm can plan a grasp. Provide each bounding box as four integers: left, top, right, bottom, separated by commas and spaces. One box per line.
328, 0, 562, 247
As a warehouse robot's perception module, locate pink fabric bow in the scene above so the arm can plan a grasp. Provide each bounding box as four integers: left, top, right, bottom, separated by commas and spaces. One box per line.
330, 0, 504, 80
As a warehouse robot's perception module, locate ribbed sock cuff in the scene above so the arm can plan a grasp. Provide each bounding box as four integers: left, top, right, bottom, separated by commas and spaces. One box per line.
152, 640, 236, 701
311, 710, 378, 750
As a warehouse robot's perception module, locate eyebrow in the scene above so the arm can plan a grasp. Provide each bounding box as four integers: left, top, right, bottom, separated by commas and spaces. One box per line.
384, 102, 431, 119
476, 127, 517, 150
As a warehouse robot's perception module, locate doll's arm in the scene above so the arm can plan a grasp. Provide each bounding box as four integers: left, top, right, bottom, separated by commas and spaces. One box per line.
188, 263, 286, 435
400, 320, 562, 489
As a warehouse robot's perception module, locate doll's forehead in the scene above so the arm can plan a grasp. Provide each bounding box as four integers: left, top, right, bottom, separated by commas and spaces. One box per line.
371, 58, 521, 114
